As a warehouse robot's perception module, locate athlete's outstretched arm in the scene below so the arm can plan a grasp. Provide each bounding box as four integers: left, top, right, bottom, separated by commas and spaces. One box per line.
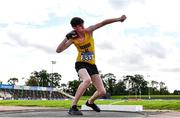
87, 15, 126, 32
56, 38, 73, 53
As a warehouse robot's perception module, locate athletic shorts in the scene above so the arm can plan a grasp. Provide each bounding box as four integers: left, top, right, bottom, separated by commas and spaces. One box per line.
75, 62, 99, 76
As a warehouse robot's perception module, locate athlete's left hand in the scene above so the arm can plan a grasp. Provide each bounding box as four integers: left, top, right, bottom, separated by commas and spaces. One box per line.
66, 30, 79, 40
120, 15, 126, 22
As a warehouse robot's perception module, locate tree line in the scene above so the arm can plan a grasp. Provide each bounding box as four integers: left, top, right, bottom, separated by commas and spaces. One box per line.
5, 69, 180, 96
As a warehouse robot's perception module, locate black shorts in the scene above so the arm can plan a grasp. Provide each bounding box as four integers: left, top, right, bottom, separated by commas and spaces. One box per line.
75, 62, 99, 76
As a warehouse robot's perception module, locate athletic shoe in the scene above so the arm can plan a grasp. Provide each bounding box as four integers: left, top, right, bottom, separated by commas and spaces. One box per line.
86, 100, 101, 112
68, 105, 83, 115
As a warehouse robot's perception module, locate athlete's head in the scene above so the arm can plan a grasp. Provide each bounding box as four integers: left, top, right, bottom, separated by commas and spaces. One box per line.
70, 17, 84, 27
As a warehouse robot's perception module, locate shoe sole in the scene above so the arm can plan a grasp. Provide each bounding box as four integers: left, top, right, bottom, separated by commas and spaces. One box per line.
68, 112, 83, 115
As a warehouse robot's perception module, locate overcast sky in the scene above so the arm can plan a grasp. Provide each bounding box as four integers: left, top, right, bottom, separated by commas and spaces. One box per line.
0, 0, 180, 92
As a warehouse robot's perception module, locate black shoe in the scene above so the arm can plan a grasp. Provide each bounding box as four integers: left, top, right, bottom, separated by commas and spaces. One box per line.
86, 100, 101, 112
68, 105, 83, 115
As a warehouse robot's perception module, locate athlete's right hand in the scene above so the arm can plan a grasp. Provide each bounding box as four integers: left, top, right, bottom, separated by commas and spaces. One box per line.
66, 30, 79, 40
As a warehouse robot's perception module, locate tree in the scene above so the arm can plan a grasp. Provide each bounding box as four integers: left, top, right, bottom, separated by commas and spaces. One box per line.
173, 90, 180, 95
26, 70, 49, 87
25, 69, 62, 87
67, 79, 81, 95
159, 81, 169, 95
25, 76, 38, 86
150, 80, 159, 95
113, 79, 126, 95
123, 74, 148, 96
123, 75, 133, 95
101, 73, 116, 95
133, 74, 148, 95
7, 77, 18, 85
49, 72, 62, 88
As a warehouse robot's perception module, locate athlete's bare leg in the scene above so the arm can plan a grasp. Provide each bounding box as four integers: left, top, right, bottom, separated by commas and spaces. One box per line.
71, 68, 91, 106
88, 74, 106, 104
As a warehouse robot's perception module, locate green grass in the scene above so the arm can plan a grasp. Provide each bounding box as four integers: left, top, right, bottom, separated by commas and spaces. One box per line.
0, 100, 73, 108
0, 99, 180, 111
81, 95, 180, 100
110, 95, 180, 99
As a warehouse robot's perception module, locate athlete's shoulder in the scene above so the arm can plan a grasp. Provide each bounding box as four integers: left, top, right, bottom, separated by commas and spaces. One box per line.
84, 29, 93, 37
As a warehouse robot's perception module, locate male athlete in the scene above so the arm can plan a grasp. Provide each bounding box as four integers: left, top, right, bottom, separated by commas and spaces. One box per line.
56, 15, 127, 115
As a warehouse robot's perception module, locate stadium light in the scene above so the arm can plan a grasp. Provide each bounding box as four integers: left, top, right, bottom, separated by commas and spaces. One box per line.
147, 75, 151, 99
50, 61, 56, 100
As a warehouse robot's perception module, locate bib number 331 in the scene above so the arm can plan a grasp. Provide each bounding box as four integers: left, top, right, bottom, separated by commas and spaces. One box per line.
81, 52, 94, 61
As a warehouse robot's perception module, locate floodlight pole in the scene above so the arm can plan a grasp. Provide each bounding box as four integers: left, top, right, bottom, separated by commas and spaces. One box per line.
147, 75, 151, 99
50, 61, 56, 100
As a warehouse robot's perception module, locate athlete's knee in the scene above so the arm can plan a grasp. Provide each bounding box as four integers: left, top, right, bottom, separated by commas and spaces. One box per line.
99, 89, 106, 97
82, 78, 91, 86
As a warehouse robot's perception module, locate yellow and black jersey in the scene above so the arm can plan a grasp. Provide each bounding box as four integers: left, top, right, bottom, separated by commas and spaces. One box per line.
72, 32, 95, 64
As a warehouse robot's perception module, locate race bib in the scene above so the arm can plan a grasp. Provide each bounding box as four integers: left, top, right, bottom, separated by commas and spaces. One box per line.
81, 52, 94, 61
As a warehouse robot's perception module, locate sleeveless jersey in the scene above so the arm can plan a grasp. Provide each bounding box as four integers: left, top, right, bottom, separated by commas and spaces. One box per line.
72, 32, 95, 64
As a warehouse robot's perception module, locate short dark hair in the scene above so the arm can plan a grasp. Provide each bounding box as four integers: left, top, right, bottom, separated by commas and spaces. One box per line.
70, 17, 84, 27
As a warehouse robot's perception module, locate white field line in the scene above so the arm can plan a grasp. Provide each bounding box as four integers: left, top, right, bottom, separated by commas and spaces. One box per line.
108, 100, 125, 105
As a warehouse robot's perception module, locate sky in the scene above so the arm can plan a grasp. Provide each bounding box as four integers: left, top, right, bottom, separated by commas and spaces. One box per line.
0, 0, 180, 92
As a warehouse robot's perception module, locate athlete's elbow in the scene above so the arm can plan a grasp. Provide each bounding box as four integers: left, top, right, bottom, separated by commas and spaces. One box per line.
56, 50, 60, 53
56, 49, 62, 53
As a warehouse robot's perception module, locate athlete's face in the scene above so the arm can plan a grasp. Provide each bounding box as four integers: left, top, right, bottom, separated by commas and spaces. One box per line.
73, 23, 85, 32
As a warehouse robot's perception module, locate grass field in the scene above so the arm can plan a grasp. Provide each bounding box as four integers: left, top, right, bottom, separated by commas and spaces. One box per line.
110, 95, 180, 99
0, 99, 180, 111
